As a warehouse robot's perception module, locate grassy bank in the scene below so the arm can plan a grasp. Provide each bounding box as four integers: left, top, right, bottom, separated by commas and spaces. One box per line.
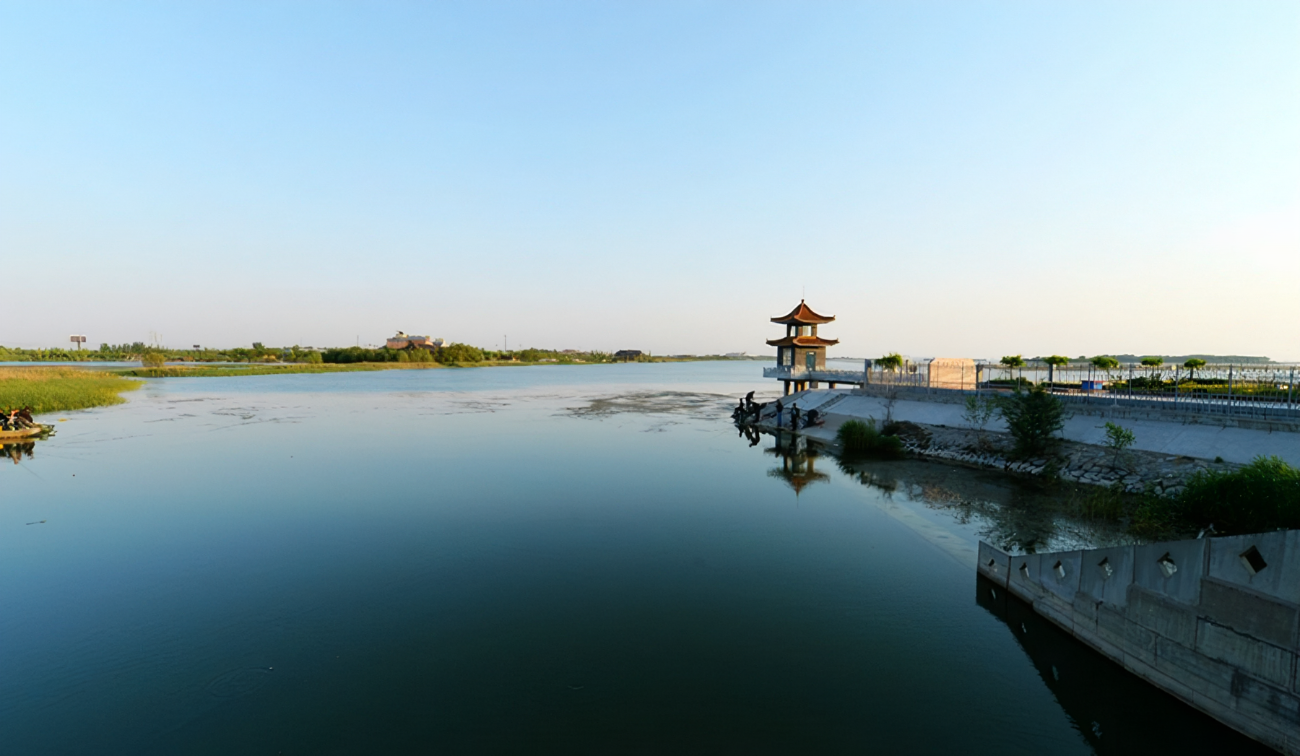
0, 367, 142, 414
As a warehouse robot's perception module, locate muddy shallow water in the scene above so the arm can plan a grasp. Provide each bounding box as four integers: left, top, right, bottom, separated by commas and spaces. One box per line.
0, 362, 1270, 754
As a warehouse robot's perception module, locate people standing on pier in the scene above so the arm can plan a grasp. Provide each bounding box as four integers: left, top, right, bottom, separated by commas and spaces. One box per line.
791, 404, 800, 431
774, 398, 784, 428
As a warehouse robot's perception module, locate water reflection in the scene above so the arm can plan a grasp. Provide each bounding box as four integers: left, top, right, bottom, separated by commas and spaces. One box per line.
746, 428, 1135, 554
764, 431, 831, 495
3, 441, 37, 465
974, 576, 1275, 754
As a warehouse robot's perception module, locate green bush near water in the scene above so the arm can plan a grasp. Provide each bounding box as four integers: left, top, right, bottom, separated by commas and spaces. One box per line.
1135, 456, 1300, 537
836, 419, 905, 458
0, 367, 141, 414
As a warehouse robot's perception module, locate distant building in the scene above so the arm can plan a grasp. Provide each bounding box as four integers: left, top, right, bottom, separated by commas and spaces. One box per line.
386, 332, 444, 351
927, 358, 978, 390
615, 350, 643, 361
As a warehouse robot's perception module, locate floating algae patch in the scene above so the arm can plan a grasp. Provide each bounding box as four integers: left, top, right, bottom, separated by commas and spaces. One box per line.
565, 390, 737, 420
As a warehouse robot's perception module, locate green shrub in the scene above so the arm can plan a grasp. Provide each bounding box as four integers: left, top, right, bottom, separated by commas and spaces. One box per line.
836, 418, 904, 458
1167, 456, 1300, 535
141, 352, 166, 368
998, 385, 1064, 457
1103, 422, 1135, 467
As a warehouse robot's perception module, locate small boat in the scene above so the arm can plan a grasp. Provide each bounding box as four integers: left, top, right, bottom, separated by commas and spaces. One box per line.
0, 425, 46, 442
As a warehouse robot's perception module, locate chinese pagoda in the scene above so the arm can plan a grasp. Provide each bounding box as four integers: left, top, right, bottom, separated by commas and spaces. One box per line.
767, 300, 838, 395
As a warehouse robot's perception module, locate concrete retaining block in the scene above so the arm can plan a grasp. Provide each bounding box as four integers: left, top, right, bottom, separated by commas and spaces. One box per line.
1007, 553, 1043, 603
979, 534, 1300, 754
1196, 619, 1295, 689
1095, 606, 1157, 666
1134, 537, 1207, 606
1033, 595, 1075, 633
1155, 634, 1238, 700
1070, 592, 1099, 634
1232, 670, 1300, 730
977, 541, 1010, 587
1040, 549, 1081, 604
1128, 587, 1199, 648
1076, 544, 1134, 608
1207, 530, 1300, 605
1199, 577, 1299, 650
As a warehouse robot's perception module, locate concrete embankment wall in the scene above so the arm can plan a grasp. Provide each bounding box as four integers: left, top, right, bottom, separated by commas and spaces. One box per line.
978, 533, 1300, 754
772, 388, 1300, 468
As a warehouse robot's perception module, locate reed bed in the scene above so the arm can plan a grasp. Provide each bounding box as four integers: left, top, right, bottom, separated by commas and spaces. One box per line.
0, 367, 141, 414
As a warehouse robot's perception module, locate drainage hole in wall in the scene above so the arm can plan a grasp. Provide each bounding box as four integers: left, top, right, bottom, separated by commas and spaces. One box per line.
1240, 545, 1267, 576
1098, 557, 1113, 580
1053, 560, 1066, 579
1157, 553, 1177, 578
1019, 562, 1030, 579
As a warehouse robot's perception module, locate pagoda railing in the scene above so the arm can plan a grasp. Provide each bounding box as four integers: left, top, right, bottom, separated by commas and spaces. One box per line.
763, 366, 866, 383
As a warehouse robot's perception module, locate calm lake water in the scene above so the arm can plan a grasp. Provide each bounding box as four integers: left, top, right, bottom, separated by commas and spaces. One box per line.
1, 363, 1272, 754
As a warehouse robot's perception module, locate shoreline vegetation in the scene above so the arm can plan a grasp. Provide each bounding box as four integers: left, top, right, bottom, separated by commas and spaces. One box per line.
0, 367, 142, 414
0, 356, 754, 413
0, 341, 763, 366
114, 355, 744, 378
831, 403, 1300, 542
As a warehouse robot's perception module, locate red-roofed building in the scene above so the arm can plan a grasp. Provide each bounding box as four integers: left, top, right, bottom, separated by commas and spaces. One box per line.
767, 300, 838, 395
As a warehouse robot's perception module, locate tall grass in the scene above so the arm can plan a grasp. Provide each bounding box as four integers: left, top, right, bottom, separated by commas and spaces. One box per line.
0, 367, 141, 414
1135, 456, 1300, 536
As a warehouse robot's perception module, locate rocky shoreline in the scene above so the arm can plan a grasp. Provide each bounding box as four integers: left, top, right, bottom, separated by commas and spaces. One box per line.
856, 422, 1234, 497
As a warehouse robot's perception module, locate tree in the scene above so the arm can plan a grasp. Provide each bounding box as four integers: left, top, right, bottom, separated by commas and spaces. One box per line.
962, 395, 997, 448
1103, 421, 1136, 469
436, 343, 484, 364
998, 384, 1065, 457
1043, 355, 1070, 384
1140, 356, 1165, 385
876, 353, 903, 372
141, 352, 166, 368
1090, 355, 1119, 371
1000, 355, 1026, 368
1183, 358, 1206, 381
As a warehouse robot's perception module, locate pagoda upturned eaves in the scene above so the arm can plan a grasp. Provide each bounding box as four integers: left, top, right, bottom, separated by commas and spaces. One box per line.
770, 300, 835, 325
765, 335, 839, 348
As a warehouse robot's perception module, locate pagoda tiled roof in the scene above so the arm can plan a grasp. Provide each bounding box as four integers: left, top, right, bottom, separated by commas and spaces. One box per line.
765, 335, 839, 348
771, 300, 834, 325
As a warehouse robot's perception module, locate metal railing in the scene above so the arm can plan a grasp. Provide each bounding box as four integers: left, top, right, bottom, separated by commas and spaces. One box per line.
763, 359, 1300, 422
763, 366, 867, 382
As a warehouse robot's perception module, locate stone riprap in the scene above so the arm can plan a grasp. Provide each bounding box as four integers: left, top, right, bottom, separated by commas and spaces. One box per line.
979, 532, 1300, 754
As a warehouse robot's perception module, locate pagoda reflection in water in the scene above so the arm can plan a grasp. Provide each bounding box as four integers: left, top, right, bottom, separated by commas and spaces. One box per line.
765, 431, 830, 496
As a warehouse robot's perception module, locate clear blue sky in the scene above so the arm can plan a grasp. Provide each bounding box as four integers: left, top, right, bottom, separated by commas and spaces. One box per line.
2, 1, 1296, 359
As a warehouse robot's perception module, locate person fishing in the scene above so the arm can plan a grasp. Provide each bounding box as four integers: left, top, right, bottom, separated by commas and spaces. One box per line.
804, 408, 821, 428
790, 404, 800, 431
774, 398, 784, 428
